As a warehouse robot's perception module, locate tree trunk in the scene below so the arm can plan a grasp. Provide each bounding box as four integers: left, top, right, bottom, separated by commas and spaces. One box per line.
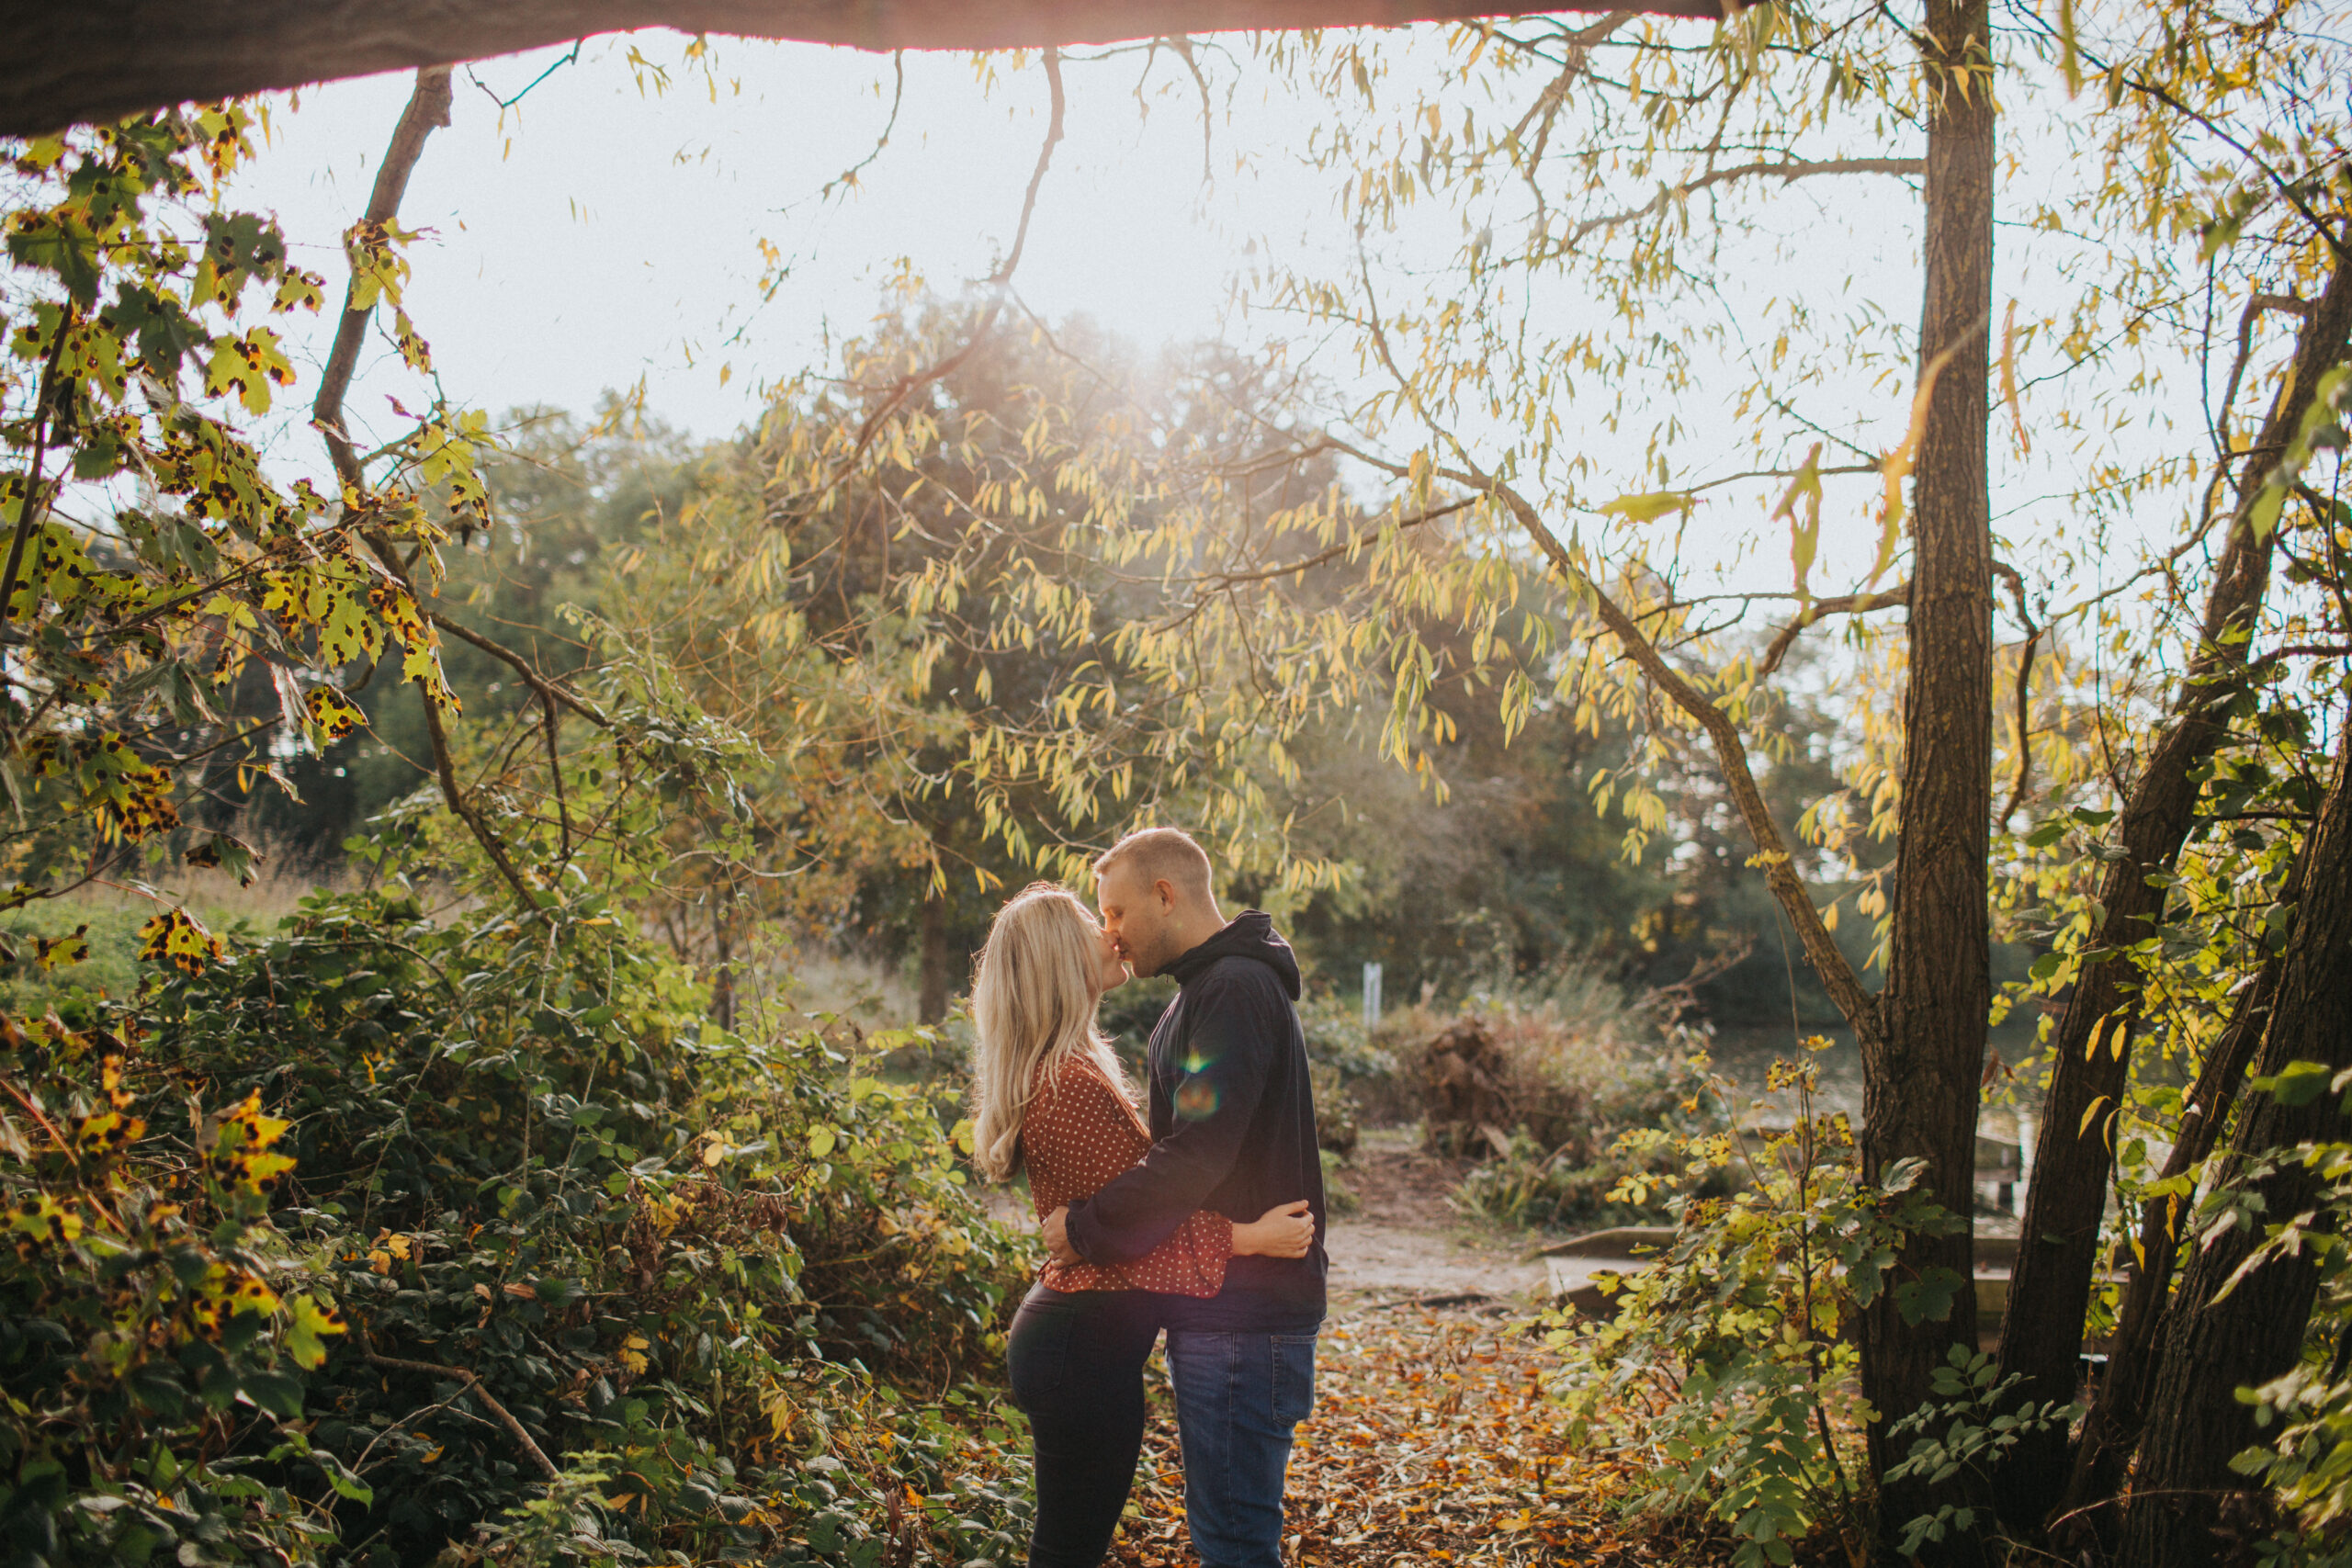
919, 885, 951, 1026
1859, 4, 1995, 1557
711, 890, 738, 1032
2057, 951, 2282, 1543
2115, 715, 2352, 1568
1995, 254, 2352, 1531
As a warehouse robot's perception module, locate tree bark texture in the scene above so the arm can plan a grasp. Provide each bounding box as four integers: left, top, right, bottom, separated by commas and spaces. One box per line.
2116, 714, 2352, 1568
919, 889, 951, 1025
1, 0, 1720, 138
1860, 2, 1995, 1557
711, 910, 738, 1032
1995, 254, 2352, 1530
2057, 951, 2282, 1541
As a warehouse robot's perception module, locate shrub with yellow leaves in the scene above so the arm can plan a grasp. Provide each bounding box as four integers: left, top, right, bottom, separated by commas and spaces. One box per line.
100, 867, 1038, 1568
0, 1010, 357, 1567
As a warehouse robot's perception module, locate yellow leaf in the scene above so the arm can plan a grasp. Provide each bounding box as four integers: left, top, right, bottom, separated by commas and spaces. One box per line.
1999, 299, 2031, 457
1873, 340, 1964, 583
137, 907, 223, 976
6, 1194, 83, 1247
401, 642, 462, 712
1773, 443, 1825, 603
304, 686, 365, 742
34, 924, 90, 970
285, 1293, 347, 1369
1599, 491, 1693, 525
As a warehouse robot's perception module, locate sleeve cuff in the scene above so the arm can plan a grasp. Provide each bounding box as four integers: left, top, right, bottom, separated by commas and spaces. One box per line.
1063, 1197, 1103, 1264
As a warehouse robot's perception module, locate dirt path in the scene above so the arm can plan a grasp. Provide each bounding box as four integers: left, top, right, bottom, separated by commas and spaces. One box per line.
1323, 1128, 1552, 1304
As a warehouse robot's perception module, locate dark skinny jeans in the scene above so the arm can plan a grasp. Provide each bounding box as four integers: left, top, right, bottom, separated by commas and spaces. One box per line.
1005, 1283, 1162, 1568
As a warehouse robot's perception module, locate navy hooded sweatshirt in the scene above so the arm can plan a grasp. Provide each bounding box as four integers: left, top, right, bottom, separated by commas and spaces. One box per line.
1063, 910, 1329, 1333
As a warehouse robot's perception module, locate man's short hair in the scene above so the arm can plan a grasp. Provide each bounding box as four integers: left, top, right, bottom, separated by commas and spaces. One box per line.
1095, 827, 1214, 904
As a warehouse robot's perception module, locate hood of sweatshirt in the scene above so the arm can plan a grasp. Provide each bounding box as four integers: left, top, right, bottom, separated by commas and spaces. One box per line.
1162, 909, 1302, 1001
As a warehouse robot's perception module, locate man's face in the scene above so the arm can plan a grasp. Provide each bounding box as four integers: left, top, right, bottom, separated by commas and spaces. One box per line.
1096, 862, 1176, 977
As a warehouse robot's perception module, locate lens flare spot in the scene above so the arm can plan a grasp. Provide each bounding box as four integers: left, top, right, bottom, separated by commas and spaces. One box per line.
1175, 1078, 1221, 1121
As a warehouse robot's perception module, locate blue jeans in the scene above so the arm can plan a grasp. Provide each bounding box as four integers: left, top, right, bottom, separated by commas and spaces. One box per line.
1164, 1331, 1318, 1568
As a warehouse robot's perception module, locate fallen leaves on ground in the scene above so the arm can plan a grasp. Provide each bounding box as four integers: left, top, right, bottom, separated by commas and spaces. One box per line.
1108, 1292, 1739, 1566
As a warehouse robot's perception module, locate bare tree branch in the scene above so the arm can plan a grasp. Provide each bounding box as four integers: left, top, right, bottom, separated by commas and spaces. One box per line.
1754, 582, 1911, 680
814, 46, 1069, 492
1339, 251, 1877, 1031
1557, 156, 1926, 251
1992, 558, 2040, 828
309, 70, 539, 909
312, 66, 452, 491
0, 318, 71, 708
1510, 470, 1877, 1031
361, 1346, 560, 1481
1329, 446, 1879, 1034
431, 613, 610, 728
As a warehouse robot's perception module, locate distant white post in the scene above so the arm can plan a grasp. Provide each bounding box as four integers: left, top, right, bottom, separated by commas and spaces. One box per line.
1362, 961, 1384, 1033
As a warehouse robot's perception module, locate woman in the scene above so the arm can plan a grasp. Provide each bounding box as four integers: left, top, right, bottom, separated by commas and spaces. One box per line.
970, 884, 1315, 1568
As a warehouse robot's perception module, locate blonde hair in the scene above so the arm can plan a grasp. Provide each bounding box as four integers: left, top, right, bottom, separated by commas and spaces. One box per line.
1094, 826, 1213, 904
968, 884, 1127, 1182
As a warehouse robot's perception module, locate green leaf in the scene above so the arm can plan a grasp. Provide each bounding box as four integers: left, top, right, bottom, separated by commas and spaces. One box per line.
2256, 1060, 2335, 1108
240, 1370, 305, 1418
1894, 1267, 1964, 1325
126, 1362, 191, 1419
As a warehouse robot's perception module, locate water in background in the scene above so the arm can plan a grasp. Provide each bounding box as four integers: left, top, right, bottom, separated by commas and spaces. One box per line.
1705, 1018, 2046, 1151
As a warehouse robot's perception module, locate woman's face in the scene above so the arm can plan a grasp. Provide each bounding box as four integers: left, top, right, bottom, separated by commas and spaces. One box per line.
1088, 909, 1131, 996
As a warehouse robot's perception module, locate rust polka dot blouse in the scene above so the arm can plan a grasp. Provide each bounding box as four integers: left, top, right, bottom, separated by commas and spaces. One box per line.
1024, 1052, 1229, 1296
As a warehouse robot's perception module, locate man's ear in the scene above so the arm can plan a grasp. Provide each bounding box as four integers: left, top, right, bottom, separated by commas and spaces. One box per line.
1154, 878, 1178, 912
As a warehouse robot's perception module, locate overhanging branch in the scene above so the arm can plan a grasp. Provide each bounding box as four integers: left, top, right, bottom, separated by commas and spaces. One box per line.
4, 0, 1724, 139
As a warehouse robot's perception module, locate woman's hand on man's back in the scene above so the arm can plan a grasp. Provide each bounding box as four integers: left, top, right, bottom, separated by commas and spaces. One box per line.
1232, 1200, 1315, 1258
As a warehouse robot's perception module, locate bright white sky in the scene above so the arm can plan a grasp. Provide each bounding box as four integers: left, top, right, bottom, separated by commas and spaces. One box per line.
220, 27, 2217, 619
235, 35, 1331, 453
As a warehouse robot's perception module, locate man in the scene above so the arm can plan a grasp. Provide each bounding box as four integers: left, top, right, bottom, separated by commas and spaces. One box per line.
1043, 826, 1329, 1568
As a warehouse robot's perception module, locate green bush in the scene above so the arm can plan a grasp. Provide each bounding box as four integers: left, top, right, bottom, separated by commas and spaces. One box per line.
0, 874, 1038, 1568
1453, 1042, 1730, 1231
1543, 1045, 1964, 1568
1296, 994, 1396, 1088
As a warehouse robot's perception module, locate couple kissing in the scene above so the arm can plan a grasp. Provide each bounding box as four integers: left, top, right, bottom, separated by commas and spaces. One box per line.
967, 827, 1329, 1568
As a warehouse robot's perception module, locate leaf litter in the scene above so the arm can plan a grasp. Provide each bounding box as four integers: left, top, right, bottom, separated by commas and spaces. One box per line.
1106, 1293, 1742, 1566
